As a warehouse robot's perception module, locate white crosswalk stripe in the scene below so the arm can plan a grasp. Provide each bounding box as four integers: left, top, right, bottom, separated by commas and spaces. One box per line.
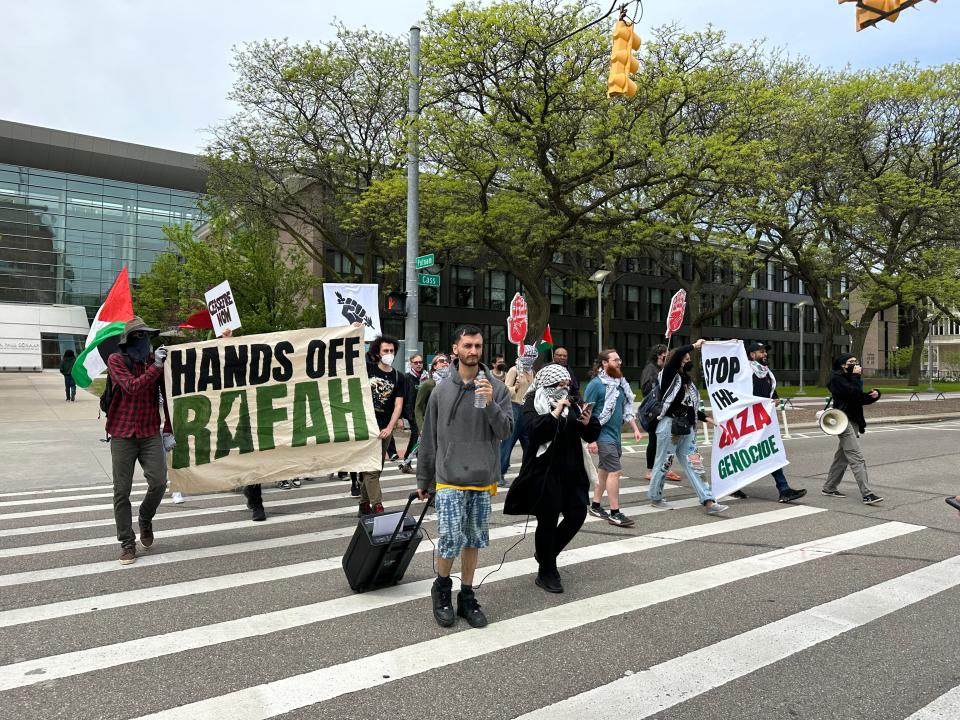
4, 466, 959, 720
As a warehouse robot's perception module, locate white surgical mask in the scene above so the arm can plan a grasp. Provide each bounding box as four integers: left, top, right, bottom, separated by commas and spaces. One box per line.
380, 354, 395, 366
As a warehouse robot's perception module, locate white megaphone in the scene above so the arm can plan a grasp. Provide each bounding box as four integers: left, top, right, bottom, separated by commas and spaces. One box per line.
816, 408, 849, 436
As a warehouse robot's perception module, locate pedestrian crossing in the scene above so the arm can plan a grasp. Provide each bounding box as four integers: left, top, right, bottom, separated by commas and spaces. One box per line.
1, 462, 959, 720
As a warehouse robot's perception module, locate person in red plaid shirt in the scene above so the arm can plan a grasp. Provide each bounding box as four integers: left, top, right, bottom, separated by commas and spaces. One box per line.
105, 316, 173, 565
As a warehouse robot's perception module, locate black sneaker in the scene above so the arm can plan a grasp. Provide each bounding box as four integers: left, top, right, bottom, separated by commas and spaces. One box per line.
779, 488, 808, 503
389, 453, 400, 461
350, 478, 361, 497
587, 504, 609, 520
251, 505, 266, 521
457, 590, 488, 628
535, 567, 564, 594
862, 493, 884, 505
607, 510, 635, 528
276, 480, 291, 490
821, 489, 847, 498
730, 490, 748, 499
431, 577, 456, 627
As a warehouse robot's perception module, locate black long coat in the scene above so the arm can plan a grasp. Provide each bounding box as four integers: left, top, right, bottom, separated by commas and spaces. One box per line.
504, 394, 602, 516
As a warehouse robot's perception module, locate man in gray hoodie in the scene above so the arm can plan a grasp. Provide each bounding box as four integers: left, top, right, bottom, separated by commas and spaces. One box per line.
416, 325, 513, 629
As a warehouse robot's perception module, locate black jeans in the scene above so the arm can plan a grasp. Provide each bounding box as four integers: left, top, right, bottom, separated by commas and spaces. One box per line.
404, 418, 419, 459
646, 418, 659, 470
110, 435, 166, 546
534, 487, 588, 570
244, 483, 263, 509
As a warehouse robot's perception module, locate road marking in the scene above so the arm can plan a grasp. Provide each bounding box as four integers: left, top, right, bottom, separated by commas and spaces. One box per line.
123, 520, 923, 720
904, 685, 960, 719
0, 505, 829, 691
516, 553, 960, 720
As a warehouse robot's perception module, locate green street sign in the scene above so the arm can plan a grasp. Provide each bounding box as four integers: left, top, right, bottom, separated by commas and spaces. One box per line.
418, 273, 441, 287
415, 253, 435, 270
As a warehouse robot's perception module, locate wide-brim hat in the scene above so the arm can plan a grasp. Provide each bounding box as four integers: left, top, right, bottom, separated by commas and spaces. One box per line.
119, 316, 160, 345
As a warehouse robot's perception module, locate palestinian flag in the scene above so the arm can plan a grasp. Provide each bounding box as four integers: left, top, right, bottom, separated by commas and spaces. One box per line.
536, 324, 554, 353
72, 268, 134, 387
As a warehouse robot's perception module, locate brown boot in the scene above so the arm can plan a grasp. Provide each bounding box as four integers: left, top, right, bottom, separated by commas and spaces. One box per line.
119, 544, 137, 565
138, 518, 154, 550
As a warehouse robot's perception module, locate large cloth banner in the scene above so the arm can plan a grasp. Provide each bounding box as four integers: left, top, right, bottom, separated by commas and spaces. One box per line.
701, 340, 788, 497
164, 326, 382, 493
323, 283, 382, 342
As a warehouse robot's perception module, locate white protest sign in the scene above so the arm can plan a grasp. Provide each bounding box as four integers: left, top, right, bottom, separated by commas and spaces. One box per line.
701, 340, 788, 497
204, 280, 242, 337
323, 284, 381, 342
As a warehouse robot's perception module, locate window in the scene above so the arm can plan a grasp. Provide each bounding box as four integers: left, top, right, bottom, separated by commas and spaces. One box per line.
768, 301, 777, 330
731, 298, 743, 328
647, 287, 663, 322
420, 321, 442, 358
486, 324, 506, 360
452, 266, 474, 308
783, 302, 793, 332
330, 251, 363, 281
624, 332, 641, 369
485, 270, 506, 310
574, 330, 594, 368
750, 299, 761, 329
622, 285, 641, 320
547, 278, 564, 314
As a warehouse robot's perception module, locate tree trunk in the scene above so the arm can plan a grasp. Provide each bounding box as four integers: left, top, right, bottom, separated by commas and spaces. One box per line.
907, 312, 930, 386
908, 343, 925, 386
815, 309, 838, 387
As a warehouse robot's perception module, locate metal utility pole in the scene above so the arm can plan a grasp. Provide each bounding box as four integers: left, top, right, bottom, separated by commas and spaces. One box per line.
403, 25, 421, 357
927, 318, 935, 392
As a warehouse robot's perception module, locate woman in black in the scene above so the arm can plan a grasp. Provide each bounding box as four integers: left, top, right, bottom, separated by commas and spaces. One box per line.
505, 365, 601, 594
640, 344, 680, 482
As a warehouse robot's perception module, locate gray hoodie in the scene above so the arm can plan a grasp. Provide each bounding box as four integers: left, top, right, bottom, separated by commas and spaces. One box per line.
416, 361, 513, 493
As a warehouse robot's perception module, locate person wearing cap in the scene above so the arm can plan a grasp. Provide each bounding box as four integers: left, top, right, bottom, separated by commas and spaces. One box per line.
742, 341, 807, 503
105, 316, 173, 565
821, 353, 884, 505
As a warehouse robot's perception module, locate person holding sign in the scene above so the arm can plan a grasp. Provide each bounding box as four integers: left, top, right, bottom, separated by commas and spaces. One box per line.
648, 340, 729, 515
821, 353, 884, 505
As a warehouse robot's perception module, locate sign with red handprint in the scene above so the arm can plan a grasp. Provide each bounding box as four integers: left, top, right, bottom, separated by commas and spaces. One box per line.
665, 289, 686, 338
507, 292, 528, 345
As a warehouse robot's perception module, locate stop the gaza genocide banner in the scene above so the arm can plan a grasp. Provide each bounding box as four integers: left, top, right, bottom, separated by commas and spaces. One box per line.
701, 340, 789, 497
163, 326, 382, 493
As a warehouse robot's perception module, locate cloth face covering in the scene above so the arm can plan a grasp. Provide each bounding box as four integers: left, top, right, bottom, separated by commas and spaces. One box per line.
127, 336, 152, 362
527, 364, 572, 456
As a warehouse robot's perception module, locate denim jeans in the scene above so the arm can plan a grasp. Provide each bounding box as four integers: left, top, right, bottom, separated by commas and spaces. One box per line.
771, 468, 789, 493
499, 402, 528, 477
649, 420, 715, 505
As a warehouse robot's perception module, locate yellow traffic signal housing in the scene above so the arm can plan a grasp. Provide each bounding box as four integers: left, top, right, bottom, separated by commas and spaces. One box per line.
607, 19, 641, 98
839, 0, 938, 32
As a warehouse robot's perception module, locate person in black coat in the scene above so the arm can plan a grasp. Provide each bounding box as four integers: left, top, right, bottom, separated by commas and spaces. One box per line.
822, 352, 884, 505
504, 364, 601, 594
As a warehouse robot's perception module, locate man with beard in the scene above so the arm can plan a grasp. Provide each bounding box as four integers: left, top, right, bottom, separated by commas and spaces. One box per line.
360, 335, 406, 515
739, 342, 807, 503
583, 349, 643, 527
104, 317, 172, 564
397, 353, 427, 473
550, 346, 580, 403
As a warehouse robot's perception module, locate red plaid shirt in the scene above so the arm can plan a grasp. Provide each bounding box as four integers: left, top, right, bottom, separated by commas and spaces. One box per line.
105, 353, 172, 438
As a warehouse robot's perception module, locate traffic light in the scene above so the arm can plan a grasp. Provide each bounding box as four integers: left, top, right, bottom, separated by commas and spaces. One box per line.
840, 0, 938, 32
385, 290, 408, 318
607, 19, 641, 98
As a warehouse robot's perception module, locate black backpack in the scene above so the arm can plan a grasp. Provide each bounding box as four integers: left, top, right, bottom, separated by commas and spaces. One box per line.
99, 353, 134, 417
638, 383, 662, 432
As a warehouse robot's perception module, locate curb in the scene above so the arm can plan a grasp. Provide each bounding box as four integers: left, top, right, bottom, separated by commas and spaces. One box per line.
786, 412, 960, 431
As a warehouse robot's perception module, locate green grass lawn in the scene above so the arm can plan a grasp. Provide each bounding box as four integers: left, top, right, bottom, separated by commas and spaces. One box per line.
84, 379, 106, 398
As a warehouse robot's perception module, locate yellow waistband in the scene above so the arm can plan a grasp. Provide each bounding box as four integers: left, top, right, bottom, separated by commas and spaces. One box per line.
435, 482, 498, 496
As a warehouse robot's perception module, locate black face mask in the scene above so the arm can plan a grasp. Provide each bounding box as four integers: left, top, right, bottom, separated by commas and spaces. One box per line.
845, 365, 855, 375
682, 361, 693, 373
126, 336, 152, 362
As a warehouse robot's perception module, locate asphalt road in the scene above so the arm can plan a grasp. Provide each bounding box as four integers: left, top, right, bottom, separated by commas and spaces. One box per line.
1, 419, 960, 720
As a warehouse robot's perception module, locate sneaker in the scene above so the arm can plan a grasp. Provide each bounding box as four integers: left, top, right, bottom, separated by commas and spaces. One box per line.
291, 478, 302, 488
276, 480, 291, 490
399, 462, 414, 474
650, 499, 672, 510
779, 488, 807, 503
251, 505, 266, 521
730, 490, 748, 499
862, 493, 884, 505
171, 491, 185, 504
497, 478, 511, 488
821, 489, 847, 498
607, 510, 635, 528
535, 567, 564, 594
350, 477, 361, 497
372, 502, 385, 514
706, 502, 729, 515
389, 453, 400, 461
119, 544, 137, 565
357, 502, 372, 517
587, 504, 609, 520
666, 470, 682, 482
457, 590, 488, 628
137, 518, 154, 550
431, 577, 456, 627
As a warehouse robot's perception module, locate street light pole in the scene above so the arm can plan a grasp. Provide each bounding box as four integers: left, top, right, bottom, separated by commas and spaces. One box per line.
403, 25, 421, 357
927, 319, 936, 392
796, 301, 807, 395
589, 270, 611, 354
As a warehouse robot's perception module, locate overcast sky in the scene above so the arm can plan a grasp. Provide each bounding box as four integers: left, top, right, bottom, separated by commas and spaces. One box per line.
3, 0, 956, 154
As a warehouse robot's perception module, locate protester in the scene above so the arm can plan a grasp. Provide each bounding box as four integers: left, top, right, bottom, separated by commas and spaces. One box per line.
551, 346, 580, 403
821, 353, 884, 504
415, 354, 450, 430
359, 335, 406, 515
398, 353, 427, 473
743, 342, 807, 503
490, 354, 507, 383
500, 345, 537, 486
583, 349, 644, 527
639, 344, 680, 483
104, 316, 172, 564
648, 340, 728, 515
417, 325, 513, 629
505, 365, 600, 593
59, 349, 77, 401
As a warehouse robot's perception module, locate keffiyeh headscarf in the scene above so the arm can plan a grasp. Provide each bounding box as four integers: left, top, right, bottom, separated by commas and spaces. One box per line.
526, 364, 572, 456
751, 361, 777, 395
516, 345, 538, 375
597, 369, 635, 425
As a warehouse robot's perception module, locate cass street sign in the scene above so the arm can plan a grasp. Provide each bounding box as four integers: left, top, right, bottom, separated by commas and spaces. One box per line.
415, 253, 435, 270
417, 273, 441, 287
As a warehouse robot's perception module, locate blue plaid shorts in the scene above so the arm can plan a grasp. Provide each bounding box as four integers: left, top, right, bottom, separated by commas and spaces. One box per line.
434, 488, 492, 559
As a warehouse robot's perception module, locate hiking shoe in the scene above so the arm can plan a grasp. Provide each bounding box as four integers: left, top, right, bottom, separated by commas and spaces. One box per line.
779, 488, 807, 503
607, 510, 635, 528
535, 568, 564, 594
730, 490, 748, 499
399, 462, 414, 474
119, 545, 137, 565
431, 577, 456, 627
372, 503, 385, 514
138, 519, 154, 550
666, 470, 682, 482
276, 480, 291, 489
171, 492, 185, 504
821, 489, 847, 498
650, 499, 672, 510
587, 504, 609, 520
457, 590, 488, 628
358, 502, 372, 517
251, 505, 266, 521
706, 502, 729, 515
862, 493, 884, 505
